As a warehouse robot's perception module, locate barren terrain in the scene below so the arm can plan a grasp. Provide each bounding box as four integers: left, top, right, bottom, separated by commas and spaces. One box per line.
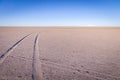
0, 27, 120, 80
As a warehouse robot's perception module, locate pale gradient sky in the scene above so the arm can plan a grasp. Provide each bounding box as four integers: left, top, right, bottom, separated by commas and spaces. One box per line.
0, 0, 120, 26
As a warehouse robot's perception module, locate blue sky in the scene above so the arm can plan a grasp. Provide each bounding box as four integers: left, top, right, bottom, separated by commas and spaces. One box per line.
0, 0, 120, 26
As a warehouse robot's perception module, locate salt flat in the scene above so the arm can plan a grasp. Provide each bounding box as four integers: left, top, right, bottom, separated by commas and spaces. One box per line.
0, 27, 120, 80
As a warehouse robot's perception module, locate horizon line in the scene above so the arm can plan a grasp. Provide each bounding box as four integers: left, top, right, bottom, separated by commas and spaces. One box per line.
0, 26, 120, 27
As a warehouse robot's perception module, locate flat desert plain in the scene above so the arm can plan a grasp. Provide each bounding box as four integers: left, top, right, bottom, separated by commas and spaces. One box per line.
0, 27, 120, 80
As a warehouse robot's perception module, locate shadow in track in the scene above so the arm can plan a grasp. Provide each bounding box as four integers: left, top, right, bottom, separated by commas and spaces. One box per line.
32, 33, 43, 80
0, 33, 31, 64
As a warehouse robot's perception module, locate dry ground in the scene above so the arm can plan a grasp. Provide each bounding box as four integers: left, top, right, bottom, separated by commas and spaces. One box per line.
0, 27, 120, 80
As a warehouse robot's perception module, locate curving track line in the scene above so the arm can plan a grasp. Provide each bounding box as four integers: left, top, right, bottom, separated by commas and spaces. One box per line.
32, 33, 43, 80
0, 34, 31, 64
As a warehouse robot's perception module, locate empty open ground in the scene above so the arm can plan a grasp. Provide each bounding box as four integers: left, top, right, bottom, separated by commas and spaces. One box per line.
0, 27, 120, 80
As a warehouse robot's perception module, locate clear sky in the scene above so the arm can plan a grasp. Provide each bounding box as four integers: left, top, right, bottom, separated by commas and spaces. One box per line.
0, 0, 120, 26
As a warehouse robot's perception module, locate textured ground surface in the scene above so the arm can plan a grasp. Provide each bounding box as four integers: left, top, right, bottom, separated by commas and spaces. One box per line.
0, 27, 120, 80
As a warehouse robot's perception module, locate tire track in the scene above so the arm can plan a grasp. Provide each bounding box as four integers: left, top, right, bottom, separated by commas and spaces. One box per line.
32, 33, 43, 80
0, 33, 31, 64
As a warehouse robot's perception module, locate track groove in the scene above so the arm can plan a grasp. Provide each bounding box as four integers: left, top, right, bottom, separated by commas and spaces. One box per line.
0, 34, 31, 64
32, 33, 43, 80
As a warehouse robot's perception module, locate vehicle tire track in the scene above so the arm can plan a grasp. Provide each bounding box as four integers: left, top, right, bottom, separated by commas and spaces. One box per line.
32, 33, 43, 80
0, 33, 31, 64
